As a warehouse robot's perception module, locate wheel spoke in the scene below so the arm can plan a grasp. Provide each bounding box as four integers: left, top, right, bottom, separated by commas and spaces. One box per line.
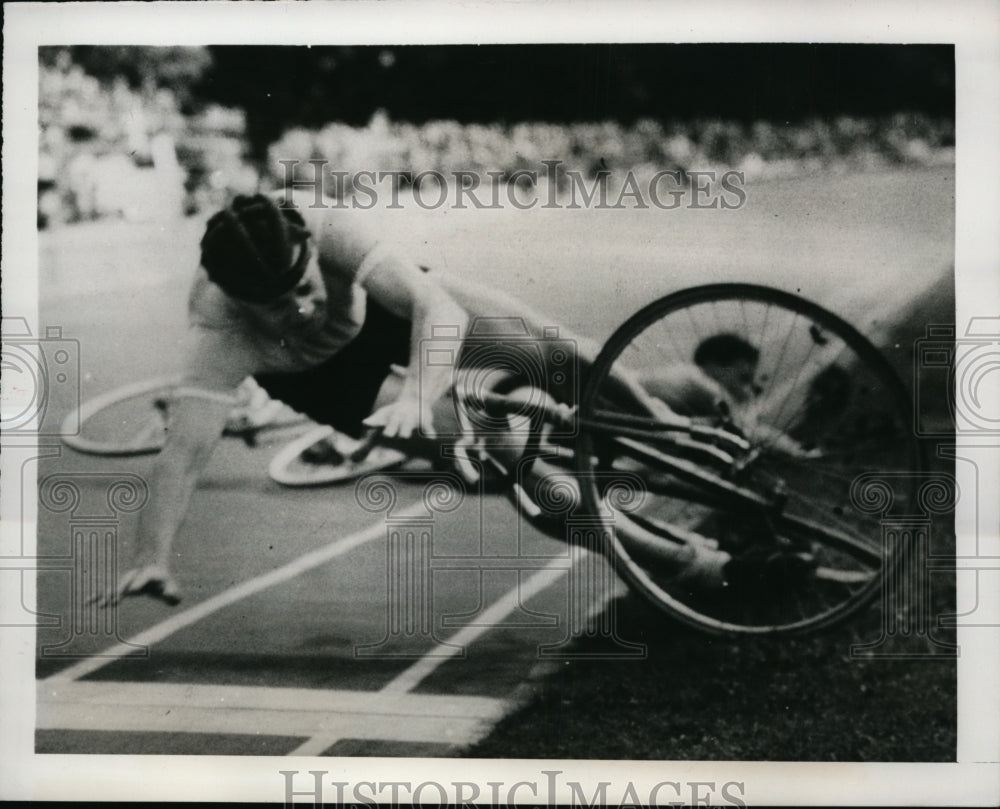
575, 284, 919, 636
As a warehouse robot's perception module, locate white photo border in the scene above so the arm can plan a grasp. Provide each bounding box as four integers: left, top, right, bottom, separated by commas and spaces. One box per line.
3, 0, 998, 805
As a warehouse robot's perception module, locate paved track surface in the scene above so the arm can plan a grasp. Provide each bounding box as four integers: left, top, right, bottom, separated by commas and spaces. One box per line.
33, 166, 953, 755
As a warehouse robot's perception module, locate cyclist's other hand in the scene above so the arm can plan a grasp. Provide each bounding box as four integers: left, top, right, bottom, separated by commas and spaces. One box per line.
90, 564, 182, 608
751, 425, 823, 459
643, 393, 674, 421
641, 392, 691, 430
780, 440, 823, 460
363, 396, 434, 440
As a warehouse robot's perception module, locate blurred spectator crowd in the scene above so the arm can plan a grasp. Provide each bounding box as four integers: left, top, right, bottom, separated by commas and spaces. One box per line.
38, 51, 256, 228
265, 111, 954, 200
39, 50, 954, 227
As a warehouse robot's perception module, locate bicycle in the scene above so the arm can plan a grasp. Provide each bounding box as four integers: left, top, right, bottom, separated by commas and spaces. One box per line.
60, 375, 408, 483
61, 283, 922, 637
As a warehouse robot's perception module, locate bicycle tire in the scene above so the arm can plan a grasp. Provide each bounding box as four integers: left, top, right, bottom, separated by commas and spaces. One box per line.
575, 283, 924, 636
268, 425, 407, 487
63, 376, 308, 458
61, 376, 181, 456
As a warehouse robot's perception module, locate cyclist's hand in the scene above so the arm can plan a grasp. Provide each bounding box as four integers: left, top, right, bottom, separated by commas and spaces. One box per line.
363, 394, 433, 439
646, 395, 674, 421
637, 390, 674, 421
773, 438, 824, 460
640, 392, 694, 431
743, 422, 823, 459
90, 564, 182, 608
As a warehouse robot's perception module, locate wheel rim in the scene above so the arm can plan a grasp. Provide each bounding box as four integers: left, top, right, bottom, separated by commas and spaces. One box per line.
268, 426, 407, 487
62, 377, 181, 456
576, 284, 923, 636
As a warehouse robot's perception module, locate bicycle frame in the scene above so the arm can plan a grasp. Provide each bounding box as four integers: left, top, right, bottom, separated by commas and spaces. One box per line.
442, 390, 884, 567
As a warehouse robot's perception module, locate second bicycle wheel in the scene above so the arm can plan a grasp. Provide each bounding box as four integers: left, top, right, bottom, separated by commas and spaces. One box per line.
61, 376, 180, 456
575, 283, 923, 636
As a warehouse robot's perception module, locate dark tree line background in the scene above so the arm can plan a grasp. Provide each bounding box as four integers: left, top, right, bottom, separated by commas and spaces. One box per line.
50, 44, 954, 160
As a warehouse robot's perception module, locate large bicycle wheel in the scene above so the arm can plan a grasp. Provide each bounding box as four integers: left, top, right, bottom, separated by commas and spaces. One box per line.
575, 283, 923, 636
61, 376, 181, 456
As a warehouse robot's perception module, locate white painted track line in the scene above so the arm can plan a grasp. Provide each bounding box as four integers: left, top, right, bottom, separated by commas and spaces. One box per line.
41, 501, 599, 756
287, 556, 579, 755
38, 681, 508, 747
45, 503, 427, 684
380, 559, 569, 695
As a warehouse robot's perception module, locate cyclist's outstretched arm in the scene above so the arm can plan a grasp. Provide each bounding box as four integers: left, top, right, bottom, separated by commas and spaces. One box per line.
310, 210, 469, 439
359, 254, 468, 438
99, 391, 232, 606
101, 327, 251, 606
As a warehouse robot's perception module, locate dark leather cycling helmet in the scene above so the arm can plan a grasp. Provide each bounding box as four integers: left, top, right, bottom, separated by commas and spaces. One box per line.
200, 194, 312, 303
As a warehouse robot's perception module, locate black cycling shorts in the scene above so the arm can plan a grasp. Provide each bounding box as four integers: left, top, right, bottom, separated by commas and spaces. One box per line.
253, 270, 427, 439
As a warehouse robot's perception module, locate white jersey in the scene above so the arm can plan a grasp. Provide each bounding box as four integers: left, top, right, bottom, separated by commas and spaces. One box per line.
182, 192, 398, 390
